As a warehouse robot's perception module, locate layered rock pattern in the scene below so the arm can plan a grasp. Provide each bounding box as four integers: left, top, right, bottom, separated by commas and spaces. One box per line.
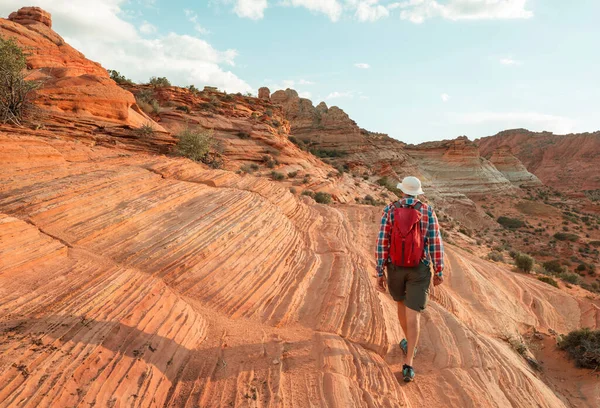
405, 137, 516, 197
478, 129, 600, 191
1, 130, 599, 407
488, 145, 542, 187
1, 9, 151, 127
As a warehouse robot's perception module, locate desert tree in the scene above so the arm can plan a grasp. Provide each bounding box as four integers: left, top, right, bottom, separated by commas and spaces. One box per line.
0, 36, 38, 125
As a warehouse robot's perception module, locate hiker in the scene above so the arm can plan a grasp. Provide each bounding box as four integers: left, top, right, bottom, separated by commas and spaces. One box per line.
374, 176, 445, 382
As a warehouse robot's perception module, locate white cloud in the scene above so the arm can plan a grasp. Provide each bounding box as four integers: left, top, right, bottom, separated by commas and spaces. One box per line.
499, 57, 522, 66
299, 91, 312, 98
450, 112, 576, 134
398, 0, 533, 24
360, 95, 370, 100
0, 0, 251, 93
139, 21, 157, 34
354, 63, 371, 69
298, 79, 315, 85
234, 0, 268, 20
281, 0, 343, 21
327, 91, 354, 99
353, 0, 390, 22
184, 9, 210, 34
441, 93, 450, 102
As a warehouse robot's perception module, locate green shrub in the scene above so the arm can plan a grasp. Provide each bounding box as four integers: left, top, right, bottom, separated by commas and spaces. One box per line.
576, 264, 587, 272
176, 128, 214, 162
515, 253, 534, 272
287, 171, 298, 178
497, 216, 524, 229
310, 149, 347, 158
108, 69, 133, 85
289, 187, 297, 195
237, 131, 251, 139
554, 232, 579, 242
558, 328, 600, 369
136, 122, 154, 138
262, 154, 276, 169
543, 260, 565, 274
538, 276, 559, 288
176, 105, 190, 113
314, 192, 332, 204
589, 241, 600, 248
0, 36, 39, 124
558, 272, 581, 284
487, 251, 504, 262
148, 76, 171, 87
187, 84, 199, 94
271, 171, 285, 181
301, 190, 315, 198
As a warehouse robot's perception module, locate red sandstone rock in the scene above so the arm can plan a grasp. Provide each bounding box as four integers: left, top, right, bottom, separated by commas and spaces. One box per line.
8, 6, 51, 28
478, 129, 600, 192
258, 86, 270, 99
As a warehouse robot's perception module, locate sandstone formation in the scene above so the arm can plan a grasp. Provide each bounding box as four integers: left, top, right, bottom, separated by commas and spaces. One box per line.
488, 145, 542, 187
405, 137, 516, 197
1, 8, 152, 127
258, 86, 270, 99
1, 8, 599, 407
478, 129, 600, 192
8, 6, 52, 28
1, 130, 599, 408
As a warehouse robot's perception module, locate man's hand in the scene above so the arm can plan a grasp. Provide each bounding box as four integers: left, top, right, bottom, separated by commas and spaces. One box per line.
433, 274, 444, 286
376, 276, 387, 293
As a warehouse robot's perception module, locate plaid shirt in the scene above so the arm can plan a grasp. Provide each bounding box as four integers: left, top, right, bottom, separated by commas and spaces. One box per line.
376, 197, 444, 277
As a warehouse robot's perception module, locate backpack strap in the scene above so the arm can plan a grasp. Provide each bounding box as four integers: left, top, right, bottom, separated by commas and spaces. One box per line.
413, 202, 423, 211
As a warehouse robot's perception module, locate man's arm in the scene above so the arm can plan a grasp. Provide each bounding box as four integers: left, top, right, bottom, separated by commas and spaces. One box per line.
427, 207, 445, 276
375, 205, 392, 277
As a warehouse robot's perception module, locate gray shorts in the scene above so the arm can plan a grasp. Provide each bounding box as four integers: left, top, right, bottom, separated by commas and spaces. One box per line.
386, 262, 432, 312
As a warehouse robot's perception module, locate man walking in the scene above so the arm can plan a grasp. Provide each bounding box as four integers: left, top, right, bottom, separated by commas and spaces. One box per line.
375, 176, 445, 382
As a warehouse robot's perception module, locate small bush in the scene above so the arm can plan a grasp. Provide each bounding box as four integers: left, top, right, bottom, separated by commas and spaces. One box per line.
240, 164, 257, 174
176, 128, 214, 162
187, 84, 199, 94
538, 276, 559, 288
558, 272, 581, 284
271, 171, 285, 181
289, 187, 297, 195
0, 37, 39, 124
108, 69, 133, 85
314, 192, 332, 205
302, 190, 315, 198
558, 328, 600, 369
136, 122, 154, 138
237, 131, 251, 139
148, 76, 171, 87
176, 105, 191, 113
554, 232, 579, 242
287, 171, 298, 178
262, 155, 276, 169
515, 253, 534, 273
497, 216, 525, 229
310, 149, 347, 158
487, 251, 505, 262
543, 260, 565, 274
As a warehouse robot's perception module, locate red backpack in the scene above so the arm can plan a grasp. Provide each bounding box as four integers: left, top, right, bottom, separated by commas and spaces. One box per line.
389, 201, 424, 267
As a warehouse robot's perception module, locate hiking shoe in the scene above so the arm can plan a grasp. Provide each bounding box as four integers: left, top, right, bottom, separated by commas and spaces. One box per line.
399, 339, 417, 357
402, 364, 415, 382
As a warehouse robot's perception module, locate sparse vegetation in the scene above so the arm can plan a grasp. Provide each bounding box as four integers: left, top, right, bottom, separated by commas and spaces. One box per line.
487, 251, 504, 262
497, 216, 525, 229
538, 276, 559, 288
314, 192, 332, 205
543, 260, 566, 274
136, 122, 155, 138
309, 149, 347, 158
148, 76, 171, 87
176, 105, 191, 113
558, 328, 600, 369
301, 190, 315, 198
515, 253, 534, 273
287, 171, 298, 178
237, 131, 251, 139
553, 232, 579, 242
558, 272, 581, 284
289, 187, 297, 195
0, 36, 39, 124
176, 127, 214, 162
270, 171, 285, 181
108, 69, 133, 85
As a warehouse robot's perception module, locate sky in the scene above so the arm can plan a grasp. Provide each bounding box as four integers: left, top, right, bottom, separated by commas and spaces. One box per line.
1, 0, 599, 143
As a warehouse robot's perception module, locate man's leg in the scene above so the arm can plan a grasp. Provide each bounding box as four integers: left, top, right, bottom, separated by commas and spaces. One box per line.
397, 300, 408, 337
404, 306, 421, 367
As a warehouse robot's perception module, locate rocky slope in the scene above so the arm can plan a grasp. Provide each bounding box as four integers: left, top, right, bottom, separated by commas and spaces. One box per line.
478, 129, 600, 193
1, 7, 599, 408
